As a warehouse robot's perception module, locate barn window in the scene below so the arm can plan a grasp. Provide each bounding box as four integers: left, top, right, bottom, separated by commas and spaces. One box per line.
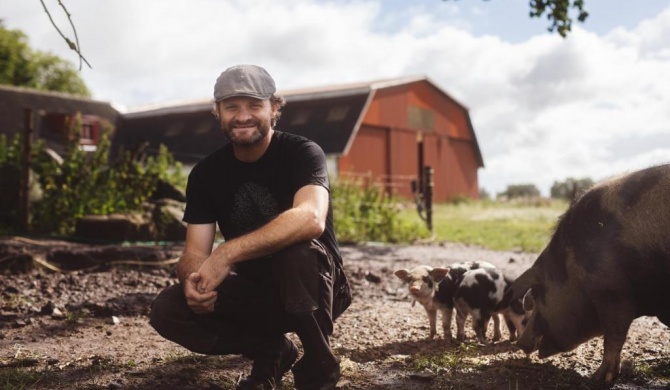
291, 110, 310, 125
326, 105, 349, 122
165, 126, 182, 137
81, 122, 94, 141
408, 106, 434, 130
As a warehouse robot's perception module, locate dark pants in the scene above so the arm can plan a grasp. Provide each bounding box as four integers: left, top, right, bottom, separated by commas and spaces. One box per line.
149, 240, 338, 356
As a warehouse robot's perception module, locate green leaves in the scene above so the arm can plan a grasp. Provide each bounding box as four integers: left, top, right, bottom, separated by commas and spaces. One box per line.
1, 114, 184, 235
332, 176, 429, 244
0, 22, 90, 96
528, 0, 589, 37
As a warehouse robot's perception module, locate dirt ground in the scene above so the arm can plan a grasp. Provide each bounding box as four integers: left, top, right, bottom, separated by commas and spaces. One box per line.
1, 237, 669, 390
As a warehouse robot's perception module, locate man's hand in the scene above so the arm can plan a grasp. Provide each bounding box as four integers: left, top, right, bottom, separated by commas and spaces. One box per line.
197, 256, 233, 294
184, 272, 218, 314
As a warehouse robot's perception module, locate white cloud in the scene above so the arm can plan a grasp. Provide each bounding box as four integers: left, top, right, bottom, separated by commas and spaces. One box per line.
3, 0, 670, 197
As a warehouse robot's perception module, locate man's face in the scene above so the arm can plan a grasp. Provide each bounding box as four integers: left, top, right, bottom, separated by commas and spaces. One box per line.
217, 97, 276, 146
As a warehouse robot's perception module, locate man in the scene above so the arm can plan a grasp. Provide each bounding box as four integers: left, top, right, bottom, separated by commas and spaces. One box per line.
149, 64, 352, 390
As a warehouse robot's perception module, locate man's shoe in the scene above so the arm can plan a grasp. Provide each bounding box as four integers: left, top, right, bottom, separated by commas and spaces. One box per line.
292, 356, 340, 390
236, 337, 299, 390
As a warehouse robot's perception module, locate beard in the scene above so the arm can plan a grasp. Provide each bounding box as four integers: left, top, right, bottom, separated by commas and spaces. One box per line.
221, 118, 271, 146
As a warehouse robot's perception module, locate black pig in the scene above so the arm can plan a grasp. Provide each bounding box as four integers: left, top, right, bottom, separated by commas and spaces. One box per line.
509, 164, 670, 386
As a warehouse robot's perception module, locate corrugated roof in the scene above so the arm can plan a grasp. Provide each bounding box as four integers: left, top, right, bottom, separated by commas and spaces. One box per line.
124, 74, 470, 118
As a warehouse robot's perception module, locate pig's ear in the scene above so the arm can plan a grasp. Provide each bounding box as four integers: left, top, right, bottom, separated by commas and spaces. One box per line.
510, 267, 539, 302
394, 269, 410, 281
430, 267, 450, 283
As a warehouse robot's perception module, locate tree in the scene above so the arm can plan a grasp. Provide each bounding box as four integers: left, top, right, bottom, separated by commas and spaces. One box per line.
530, 0, 589, 37
0, 24, 33, 86
550, 177, 594, 200
497, 183, 541, 199
0, 22, 90, 96
444, 0, 589, 37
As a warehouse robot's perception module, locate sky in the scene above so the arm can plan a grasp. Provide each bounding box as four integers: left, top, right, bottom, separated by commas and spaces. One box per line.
3, 0, 670, 197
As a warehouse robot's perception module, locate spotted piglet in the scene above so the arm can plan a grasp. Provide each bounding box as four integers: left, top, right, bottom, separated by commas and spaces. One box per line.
453, 267, 526, 345
394, 261, 495, 341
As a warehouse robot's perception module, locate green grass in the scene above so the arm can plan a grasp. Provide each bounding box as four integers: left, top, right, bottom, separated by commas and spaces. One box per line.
0, 366, 45, 390
398, 198, 569, 253
410, 342, 482, 372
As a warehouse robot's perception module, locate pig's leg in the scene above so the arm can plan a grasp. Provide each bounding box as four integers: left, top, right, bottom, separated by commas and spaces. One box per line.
473, 312, 491, 345
454, 302, 468, 342
504, 314, 520, 342
593, 302, 635, 385
424, 306, 438, 339
491, 314, 501, 342
440, 308, 453, 342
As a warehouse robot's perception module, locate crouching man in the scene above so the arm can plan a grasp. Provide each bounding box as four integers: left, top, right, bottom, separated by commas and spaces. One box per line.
149, 64, 352, 390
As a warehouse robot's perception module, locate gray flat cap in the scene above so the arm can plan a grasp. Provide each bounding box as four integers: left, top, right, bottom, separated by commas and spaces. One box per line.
213, 64, 276, 102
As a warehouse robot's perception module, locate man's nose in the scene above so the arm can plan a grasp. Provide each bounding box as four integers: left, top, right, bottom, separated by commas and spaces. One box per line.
234, 107, 253, 121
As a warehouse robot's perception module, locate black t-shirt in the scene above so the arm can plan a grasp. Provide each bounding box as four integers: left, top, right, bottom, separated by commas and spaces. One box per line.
183, 130, 342, 278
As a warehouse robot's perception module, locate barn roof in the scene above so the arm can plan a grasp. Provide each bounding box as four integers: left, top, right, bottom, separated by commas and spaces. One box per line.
0, 84, 120, 134
120, 76, 483, 167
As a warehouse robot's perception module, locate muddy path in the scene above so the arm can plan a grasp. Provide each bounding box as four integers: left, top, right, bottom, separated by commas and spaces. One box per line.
1, 239, 668, 389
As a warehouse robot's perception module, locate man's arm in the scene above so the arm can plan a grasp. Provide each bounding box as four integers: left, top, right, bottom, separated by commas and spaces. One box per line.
197, 184, 329, 292
176, 223, 216, 284
177, 223, 219, 313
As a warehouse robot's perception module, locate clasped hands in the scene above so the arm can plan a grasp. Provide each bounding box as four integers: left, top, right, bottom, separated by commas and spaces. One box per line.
184, 257, 233, 314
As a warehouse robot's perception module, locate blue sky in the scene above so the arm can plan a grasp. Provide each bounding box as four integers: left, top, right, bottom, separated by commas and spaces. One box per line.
2, 0, 669, 197
378, 0, 670, 41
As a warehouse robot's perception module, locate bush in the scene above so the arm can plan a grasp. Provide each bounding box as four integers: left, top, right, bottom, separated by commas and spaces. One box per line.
497, 183, 541, 199
331, 176, 428, 244
0, 114, 185, 235
550, 177, 594, 200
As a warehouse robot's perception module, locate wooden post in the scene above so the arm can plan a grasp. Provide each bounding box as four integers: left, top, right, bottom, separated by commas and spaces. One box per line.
19, 109, 33, 232
424, 166, 433, 232
417, 131, 424, 195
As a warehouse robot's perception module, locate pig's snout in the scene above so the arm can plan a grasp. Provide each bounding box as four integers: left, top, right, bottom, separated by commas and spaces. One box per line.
516, 333, 541, 355
409, 286, 420, 295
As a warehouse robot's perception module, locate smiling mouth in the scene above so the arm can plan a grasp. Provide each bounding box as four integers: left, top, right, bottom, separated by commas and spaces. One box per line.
234, 125, 257, 130
232, 120, 260, 128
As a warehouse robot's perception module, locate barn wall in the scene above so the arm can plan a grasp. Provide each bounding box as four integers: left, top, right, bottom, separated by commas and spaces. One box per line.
447, 140, 479, 198
388, 128, 419, 199
338, 126, 388, 184
347, 81, 480, 202
404, 82, 472, 140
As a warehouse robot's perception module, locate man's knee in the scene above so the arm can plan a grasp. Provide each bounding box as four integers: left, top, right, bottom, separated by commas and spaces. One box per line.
274, 240, 329, 277
149, 284, 222, 354
149, 284, 187, 334
274, 241, 334, 314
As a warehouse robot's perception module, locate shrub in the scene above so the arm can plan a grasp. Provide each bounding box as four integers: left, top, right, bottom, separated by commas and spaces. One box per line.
331, 176, 428, 244
0, 114, 185, 235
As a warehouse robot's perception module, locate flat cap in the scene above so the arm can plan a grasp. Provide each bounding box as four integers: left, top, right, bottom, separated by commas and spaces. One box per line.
213, 64, 276, 102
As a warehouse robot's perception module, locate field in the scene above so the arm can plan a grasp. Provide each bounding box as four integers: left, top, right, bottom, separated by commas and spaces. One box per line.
402, 198, 568, 252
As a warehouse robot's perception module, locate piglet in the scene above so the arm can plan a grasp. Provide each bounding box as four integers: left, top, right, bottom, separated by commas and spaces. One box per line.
394, 261, 495, 341
454, 267, 526, 345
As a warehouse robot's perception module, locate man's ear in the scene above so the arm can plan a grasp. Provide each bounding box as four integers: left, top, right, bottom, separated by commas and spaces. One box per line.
211, 103, 221, 120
